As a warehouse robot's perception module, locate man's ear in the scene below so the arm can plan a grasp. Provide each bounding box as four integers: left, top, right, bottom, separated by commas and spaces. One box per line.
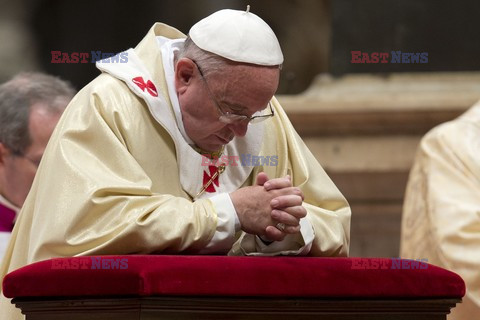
0, 142, 10, 165
174, 58, 196, 94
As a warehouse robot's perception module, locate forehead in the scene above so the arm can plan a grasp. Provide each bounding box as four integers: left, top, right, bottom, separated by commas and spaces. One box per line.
27, 103, 62, 154
210, 64, 280, 111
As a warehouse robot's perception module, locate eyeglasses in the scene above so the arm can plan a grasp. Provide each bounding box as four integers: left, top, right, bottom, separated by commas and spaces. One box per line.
191, 60, 275, 124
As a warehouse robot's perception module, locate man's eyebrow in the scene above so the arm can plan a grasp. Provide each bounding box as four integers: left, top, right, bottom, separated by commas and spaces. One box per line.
219, 100, 246, 112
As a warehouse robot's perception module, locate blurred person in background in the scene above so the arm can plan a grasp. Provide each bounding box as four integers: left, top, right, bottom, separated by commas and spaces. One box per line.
0, 72, 75, 261
401, 100, 480, 320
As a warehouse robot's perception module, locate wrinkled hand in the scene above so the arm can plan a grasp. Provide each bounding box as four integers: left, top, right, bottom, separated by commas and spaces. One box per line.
262, 173, 307, 240
230, 172, 306, 241
230, 173, 303, 241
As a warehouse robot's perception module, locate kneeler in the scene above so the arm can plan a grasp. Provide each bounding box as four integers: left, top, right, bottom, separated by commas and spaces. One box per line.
3, 256, 465, 320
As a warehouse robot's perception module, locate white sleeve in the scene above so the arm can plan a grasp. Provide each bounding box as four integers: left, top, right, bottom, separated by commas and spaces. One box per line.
251, 216, 314, 256
0, 232, 12, 263
198, 193, 240, 254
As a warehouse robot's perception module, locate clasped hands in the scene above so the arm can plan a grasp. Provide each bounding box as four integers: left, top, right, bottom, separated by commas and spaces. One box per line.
230, 172, 307, 242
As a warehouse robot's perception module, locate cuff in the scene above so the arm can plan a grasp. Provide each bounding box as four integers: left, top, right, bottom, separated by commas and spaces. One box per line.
249, 217, 314, 256
198, 193, 238, 254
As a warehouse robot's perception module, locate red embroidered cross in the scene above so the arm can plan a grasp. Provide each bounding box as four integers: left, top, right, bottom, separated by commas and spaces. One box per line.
203, 165, 221, 193
132, 76, 158, 97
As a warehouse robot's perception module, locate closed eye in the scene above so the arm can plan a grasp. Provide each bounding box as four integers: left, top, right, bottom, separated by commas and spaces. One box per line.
223, 104, 247, 115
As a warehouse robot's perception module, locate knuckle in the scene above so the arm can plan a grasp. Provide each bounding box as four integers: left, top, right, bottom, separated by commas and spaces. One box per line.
285, 226, 299, 234
290, 195, 302, 205
293, 206, 302, 216
291, 218, 300, 226
294, 188, 303, 196
290, 207, 305, 218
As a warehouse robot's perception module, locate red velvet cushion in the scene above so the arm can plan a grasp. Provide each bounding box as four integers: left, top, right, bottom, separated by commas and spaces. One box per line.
2, 256, 465, 299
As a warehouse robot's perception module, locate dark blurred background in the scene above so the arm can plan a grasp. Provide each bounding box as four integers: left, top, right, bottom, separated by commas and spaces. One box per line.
2, 0, 480, 258
1, 0, 479, 94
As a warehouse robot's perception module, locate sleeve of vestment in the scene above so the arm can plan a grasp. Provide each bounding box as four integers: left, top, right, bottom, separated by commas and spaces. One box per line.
25, 75, 222, 260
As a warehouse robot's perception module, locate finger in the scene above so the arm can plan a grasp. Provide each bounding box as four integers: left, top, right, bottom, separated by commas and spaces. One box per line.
270, 186, 304, 200
282, 205, 307, 219
271, 209, 300, 226
283, 224, 301, 234
255, 172, 269, 186
271, 194, 303, 209
264, 177, 292, 191
264, 226, 287, 241
273, 205, 307, 221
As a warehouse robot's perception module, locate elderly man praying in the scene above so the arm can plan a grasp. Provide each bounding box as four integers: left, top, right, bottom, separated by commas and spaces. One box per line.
0, 8, 351, 320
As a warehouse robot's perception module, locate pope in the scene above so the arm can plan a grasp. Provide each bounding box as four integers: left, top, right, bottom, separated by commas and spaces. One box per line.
0, 8, 351, 319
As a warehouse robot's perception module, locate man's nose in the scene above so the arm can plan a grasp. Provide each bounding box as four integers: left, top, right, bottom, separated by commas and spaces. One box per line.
228, 121, 249, 137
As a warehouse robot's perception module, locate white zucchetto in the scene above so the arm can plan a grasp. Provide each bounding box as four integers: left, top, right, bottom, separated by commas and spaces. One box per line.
189, 7, 284, 66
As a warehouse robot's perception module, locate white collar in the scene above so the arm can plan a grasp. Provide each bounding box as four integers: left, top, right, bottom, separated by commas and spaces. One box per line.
157, 37, 195, 145
0, 194, 19, 214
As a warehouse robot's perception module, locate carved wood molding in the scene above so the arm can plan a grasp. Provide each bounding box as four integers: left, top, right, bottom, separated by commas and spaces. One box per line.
285, 109, 464, 136
13, 296, 460, 320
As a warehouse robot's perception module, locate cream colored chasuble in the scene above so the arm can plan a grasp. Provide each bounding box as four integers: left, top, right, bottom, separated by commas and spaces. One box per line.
95, 36, 315, 256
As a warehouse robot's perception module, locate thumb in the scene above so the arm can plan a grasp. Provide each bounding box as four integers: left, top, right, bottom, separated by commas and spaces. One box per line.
255, 172, 269, 186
